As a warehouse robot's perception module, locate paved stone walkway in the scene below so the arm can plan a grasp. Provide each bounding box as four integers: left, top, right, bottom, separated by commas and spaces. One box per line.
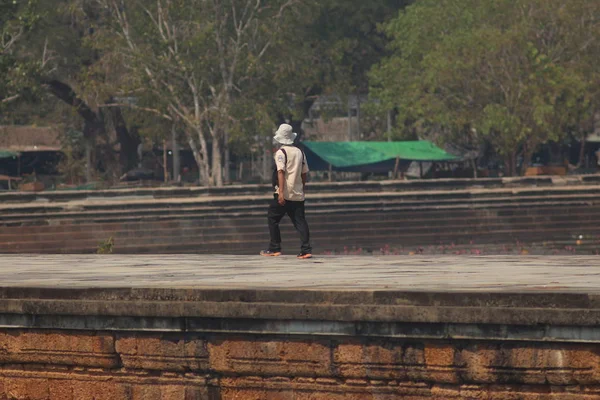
1, 255, 599, 292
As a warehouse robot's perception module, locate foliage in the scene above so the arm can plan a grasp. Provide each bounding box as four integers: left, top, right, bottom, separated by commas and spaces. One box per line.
2, 0, 410, 185
371, 0, 600, 174
57, 129, 87, 185
97, 236, 114, 254
95, 0, 313, 186
0, 0, 43, 106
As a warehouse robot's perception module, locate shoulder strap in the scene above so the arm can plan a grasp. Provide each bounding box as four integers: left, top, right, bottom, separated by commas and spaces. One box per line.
280, 148, 287, 165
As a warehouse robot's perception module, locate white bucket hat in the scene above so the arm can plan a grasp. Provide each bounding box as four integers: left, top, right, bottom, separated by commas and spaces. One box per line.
273, 124, 297, 145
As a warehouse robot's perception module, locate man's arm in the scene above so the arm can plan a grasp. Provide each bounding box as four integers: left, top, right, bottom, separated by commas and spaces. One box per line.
301, 152, 309, 193
277, 170, 286, 205
301, 173, 307, 192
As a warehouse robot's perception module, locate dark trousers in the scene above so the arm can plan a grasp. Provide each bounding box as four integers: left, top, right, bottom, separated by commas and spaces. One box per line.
268, 194, 312, 253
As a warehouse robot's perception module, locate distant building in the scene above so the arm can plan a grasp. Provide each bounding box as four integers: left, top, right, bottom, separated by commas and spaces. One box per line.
0, 126, 63, 180
302, 95, 370, 142
0, 125, 62, 153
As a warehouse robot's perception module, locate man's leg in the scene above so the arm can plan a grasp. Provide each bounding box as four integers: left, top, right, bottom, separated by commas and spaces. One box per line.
287, 201, 312, 255
266, 195, 286, 253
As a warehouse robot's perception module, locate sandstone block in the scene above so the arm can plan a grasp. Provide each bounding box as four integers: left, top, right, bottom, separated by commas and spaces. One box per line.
48, 380, 74, 400
132, 384, 162, 400
458, 343, 598, 386
335, 341, 428, 381
424, 343, 460, 384
6, 378, 50, 400
71, 381, 133, 400
159, 385, 186, 400
0, 331, 117, 369
116, 335, 208, 372
209, 339, 331, 377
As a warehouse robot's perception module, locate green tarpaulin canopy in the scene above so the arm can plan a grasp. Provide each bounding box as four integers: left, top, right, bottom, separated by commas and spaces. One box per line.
0, 150, 19, 159
302, 141, 459, 171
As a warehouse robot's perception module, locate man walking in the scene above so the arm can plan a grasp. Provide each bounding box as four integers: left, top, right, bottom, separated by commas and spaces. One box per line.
260, 124, 312, 259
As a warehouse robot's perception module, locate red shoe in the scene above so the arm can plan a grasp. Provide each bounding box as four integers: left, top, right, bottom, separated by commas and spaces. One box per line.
297, 252, 312, 259
260, 250, 281, 257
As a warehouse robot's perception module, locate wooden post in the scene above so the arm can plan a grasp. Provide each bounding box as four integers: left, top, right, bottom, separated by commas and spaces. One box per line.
393, 156, 400, 180
329, 164, 333, 182
419, 161, 423, 179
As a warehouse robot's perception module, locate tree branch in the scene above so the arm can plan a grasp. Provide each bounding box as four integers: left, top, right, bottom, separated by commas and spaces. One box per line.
42, 79, 99, 123
98, 103, 173, 120
0, 94, 20, 104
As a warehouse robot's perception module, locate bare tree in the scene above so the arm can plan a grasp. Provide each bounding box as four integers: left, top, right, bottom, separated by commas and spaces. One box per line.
98, 0, 301, 186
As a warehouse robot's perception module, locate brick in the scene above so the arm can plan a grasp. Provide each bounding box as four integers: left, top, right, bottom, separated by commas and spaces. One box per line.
335, 342, 424, 381
459, 343, 598, 386
334, 343, 364, 365
425, 344, 455, 367
71, 381, 133, 400
0, 331, 117, 368
184, 385, 210, 400
6, 378, 50, 400
116, 335, 208, 372
424, 344, 460, 384
132, 385, 162, 400
159, 385, 186, 400
209, 339, 331, 377
48, 380, 73, 400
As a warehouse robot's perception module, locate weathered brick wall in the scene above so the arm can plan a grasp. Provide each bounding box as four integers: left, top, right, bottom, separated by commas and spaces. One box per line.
0, 329, 599, 400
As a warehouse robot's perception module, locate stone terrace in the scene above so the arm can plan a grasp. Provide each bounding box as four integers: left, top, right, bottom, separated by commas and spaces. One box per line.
0, 255, 600, 399
0, 254, 599, 291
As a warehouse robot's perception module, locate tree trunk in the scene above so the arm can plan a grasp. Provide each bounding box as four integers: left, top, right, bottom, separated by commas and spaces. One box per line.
356, 92, 361, 140
110, 102, 141, 173
577, 133, 587, 168
185, 129, 210, 186
162, 139, 168, 183
504, 153, 515, 177
211, 138, 223, 187
223, 132, 230, 184
172, 126, 180, 182
277, 93, 316, 143
521, 149, 533, 176
471, 159, 478, 178
45, 80, 135, 178
84, 139, 92, 183
509, 151, 517, 177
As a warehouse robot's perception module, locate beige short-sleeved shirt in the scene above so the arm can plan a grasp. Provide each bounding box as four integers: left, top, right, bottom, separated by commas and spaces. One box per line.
274, 145, 309, 201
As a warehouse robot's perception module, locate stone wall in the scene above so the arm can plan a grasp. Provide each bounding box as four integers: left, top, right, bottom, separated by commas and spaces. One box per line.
1, 176, 600, 254
0, 330, 599, 399
0, 284, 599, 399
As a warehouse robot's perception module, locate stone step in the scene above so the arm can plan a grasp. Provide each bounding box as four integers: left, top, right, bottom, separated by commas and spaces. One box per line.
0, 175, 565, 203
1, 218, 596, 254
2, 180, 598, 254
0, 192, 598, 225
2, 185, 600, 215
0, 208, 595, 239
1, 201, 598, 233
